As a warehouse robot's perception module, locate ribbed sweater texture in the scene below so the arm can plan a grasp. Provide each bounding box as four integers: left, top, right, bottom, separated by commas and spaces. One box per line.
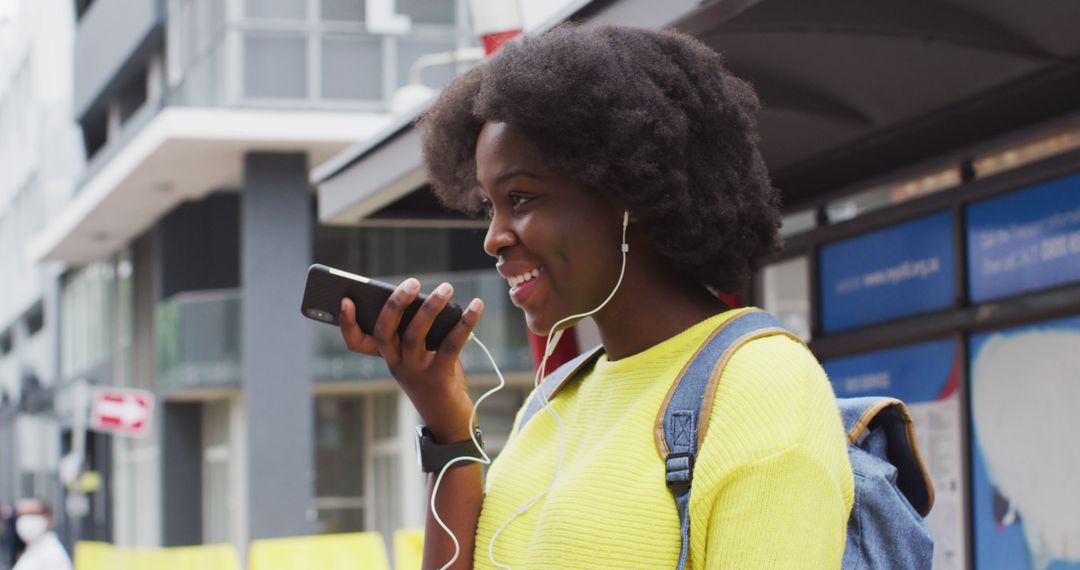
474, 309, 854, 569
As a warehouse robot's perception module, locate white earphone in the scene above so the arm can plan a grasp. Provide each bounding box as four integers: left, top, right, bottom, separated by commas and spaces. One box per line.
431, 211, 631, 570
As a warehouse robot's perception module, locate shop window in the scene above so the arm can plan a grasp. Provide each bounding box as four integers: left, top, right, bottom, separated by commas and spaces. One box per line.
760, 257, 811, 341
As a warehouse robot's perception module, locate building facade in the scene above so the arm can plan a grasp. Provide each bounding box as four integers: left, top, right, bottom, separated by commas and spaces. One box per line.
0, 0, 85, 547
19, 0, 558, 562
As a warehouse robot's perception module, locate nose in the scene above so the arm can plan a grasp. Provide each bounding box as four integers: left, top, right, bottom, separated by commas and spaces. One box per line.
483, 212, 516, 258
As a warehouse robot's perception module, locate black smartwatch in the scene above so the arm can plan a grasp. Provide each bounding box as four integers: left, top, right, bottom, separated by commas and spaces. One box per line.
414, 425, 485, 473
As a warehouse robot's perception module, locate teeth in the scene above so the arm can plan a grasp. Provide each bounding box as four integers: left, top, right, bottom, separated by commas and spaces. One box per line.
509, 268, 541, 288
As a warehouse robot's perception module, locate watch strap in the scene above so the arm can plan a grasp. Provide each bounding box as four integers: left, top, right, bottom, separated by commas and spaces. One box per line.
416, 426, 484, 473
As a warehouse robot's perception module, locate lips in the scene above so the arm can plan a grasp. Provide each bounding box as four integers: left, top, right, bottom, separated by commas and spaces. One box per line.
501, 266, 544, 306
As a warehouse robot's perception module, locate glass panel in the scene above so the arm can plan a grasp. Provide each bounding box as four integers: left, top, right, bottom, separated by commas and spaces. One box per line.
245, 0, 306, 19
399, 0, 454, 24
321, 0, 364, 21
396, 36, 457, 89
469, 385, 528, 456
778, 209, 817, 238
314, 397, 366, 497
157, 290, 241, 393
372, 393, 396, 440
321, 35, 383, 100
760, 256, 811, 341
314, 506, 365, 534
244, 33, 308, 99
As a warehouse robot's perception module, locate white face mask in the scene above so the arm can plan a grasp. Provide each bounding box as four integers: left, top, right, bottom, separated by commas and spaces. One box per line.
15, 514, 48, 543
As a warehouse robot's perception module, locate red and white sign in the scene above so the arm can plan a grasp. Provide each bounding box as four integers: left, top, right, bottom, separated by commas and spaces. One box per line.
89, 387, 155, 437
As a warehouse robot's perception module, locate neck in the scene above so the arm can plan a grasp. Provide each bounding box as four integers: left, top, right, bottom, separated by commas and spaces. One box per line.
592, 262, 728, 361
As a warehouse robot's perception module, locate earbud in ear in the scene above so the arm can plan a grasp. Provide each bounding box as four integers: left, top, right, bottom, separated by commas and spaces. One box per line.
621, 210, 630, 253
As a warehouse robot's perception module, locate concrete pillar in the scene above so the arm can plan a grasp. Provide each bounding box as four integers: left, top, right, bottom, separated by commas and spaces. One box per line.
241, 152, 314, 539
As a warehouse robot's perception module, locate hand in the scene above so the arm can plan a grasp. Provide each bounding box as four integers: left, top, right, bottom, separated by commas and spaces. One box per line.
339, 278, 484, 441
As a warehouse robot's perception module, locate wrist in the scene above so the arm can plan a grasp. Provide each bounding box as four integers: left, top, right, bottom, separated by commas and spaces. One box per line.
415, 425, 485, 473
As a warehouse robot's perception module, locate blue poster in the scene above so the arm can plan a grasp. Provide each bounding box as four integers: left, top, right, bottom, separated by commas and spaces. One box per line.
970, 316, 1080, 570
824, 339, 956, 403
966, 172, 1080, 303
825, 339, 967, 569
820, 212, 955, 333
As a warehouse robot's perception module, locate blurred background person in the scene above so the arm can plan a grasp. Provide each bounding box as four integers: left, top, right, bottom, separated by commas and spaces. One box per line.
11, 499, 70, 570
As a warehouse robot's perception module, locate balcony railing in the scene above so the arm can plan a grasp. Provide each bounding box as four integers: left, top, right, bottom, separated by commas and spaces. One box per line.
156, 289, 241, 395
156, 271, 533, 393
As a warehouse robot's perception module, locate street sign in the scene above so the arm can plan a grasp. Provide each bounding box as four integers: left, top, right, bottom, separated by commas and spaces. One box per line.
88, 387, 154, 437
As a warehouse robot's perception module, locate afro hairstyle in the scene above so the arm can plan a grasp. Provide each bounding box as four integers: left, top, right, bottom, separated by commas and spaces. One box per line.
418, 24, 782, 294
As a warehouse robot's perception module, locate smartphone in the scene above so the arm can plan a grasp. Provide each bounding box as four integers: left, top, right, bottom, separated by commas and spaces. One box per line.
300, 264, 464, 351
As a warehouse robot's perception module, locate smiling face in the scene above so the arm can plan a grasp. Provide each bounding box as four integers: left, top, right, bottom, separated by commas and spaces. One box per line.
476, 121, 626, 335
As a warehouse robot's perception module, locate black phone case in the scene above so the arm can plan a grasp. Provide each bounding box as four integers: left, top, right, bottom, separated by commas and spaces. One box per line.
300, 264, 464, 351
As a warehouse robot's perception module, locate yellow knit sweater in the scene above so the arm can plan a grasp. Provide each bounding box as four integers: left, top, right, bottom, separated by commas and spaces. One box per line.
474, 309, 854, 569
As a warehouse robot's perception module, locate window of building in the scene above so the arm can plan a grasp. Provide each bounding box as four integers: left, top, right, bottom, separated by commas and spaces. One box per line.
760, 256, 812, 341
321, 35, 384, 100
245, 0, 307, 20
81, 110, 108, 160
321, 0, 365, 22
116, 66, 149, 125
243, 33, 309, 99
23, 301, 44, 337
778, 209, 817, 239
0, 328, 12, 356
314, 395, 367, 533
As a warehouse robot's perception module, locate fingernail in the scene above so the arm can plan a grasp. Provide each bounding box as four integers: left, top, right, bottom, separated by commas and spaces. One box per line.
434, 283, 452, 297
468, 298, 482, 312
403, 279, 420, 293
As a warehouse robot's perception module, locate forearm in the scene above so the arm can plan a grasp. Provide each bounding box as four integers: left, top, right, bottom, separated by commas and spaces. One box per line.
423, 462, 484, 570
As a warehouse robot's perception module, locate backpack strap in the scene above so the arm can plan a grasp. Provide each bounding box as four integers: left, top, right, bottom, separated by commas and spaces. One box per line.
838, 397, 935, 517
657, 309, 801, 570
517, 345, 606, 433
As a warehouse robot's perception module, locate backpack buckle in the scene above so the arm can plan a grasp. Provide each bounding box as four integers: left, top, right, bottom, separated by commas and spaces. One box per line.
665, 451, 694, 495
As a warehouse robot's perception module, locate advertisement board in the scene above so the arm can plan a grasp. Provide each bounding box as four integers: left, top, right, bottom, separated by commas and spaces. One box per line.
824, 339, 966, 570
969, 316, 1080, 570
819, 211, 955, 333
966, 172, 1080, 303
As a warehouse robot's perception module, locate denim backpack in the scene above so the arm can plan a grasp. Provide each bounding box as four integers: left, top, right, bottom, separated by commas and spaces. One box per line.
519, 309, 935, 569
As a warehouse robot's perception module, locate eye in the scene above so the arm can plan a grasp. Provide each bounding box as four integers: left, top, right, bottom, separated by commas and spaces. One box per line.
478, 198, 494, 220
508, 192, 533, 209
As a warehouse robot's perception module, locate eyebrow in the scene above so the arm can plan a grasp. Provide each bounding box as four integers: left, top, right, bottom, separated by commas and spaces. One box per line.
476, 169, 543, 191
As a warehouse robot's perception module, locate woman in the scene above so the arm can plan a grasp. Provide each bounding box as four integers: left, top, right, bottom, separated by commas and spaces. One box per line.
339, 25, 853, 569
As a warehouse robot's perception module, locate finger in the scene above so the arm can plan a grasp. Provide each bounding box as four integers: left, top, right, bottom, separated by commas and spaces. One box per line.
339, 298, 379, 356
373, 278, 420, 361
434, 297, 484, 366
401, 282, 453, 358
